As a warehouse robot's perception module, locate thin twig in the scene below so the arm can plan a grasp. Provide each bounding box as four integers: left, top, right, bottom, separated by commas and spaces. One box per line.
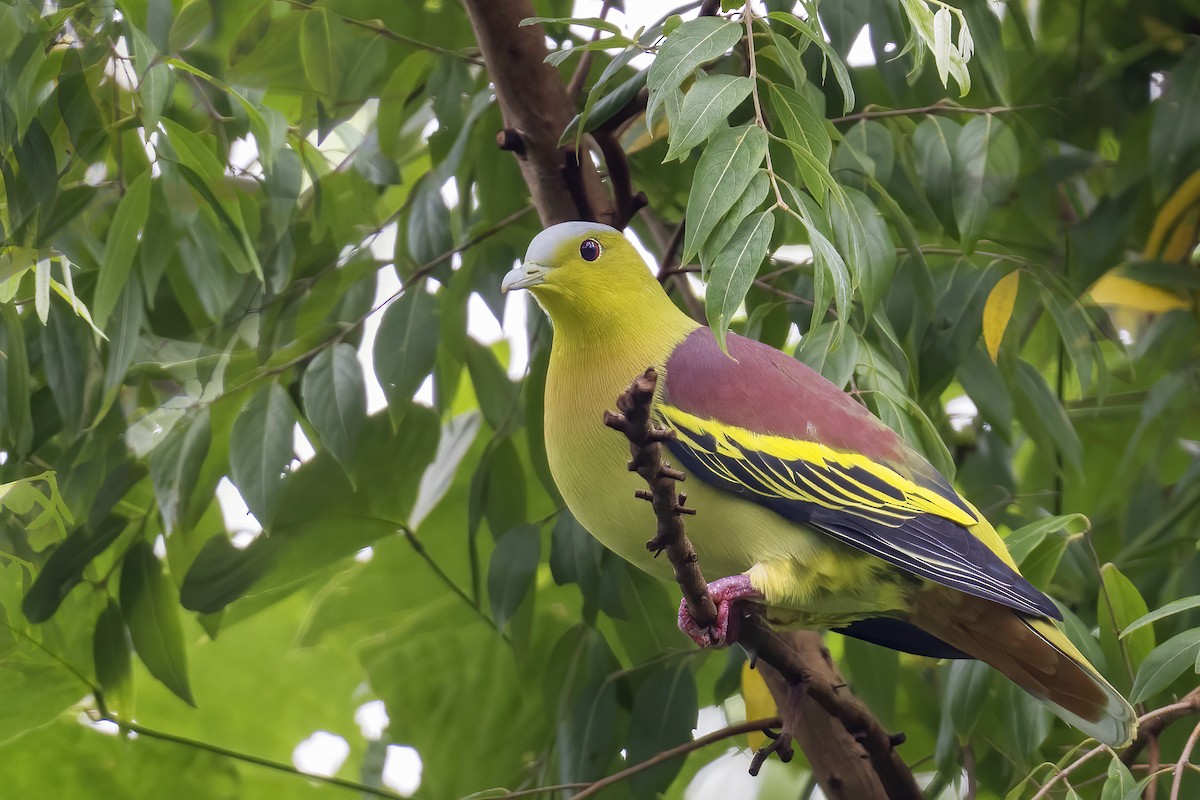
1124, 687, 1200, 764
831, 100, 1048, 124
1036, 693, 1200, 800
101, 717, 407, 799
1031, 744, 1113, 800
743, 3, 788, 212
1170, 720, 1200, 800
282, 0, 484, 64
569, 718, 781, 800
399, 526, 512, 644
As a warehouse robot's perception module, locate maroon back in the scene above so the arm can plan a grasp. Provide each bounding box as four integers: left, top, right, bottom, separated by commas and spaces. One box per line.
661, 329, 909, 465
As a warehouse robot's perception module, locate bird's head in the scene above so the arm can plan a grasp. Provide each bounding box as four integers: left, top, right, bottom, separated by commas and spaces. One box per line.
502, 221, 680, 332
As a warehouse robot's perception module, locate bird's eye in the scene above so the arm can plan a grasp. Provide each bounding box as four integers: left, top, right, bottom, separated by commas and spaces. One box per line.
579, 238, 602, 262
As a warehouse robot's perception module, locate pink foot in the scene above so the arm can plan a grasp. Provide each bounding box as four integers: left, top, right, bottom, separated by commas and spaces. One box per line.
678, 575, 763, 648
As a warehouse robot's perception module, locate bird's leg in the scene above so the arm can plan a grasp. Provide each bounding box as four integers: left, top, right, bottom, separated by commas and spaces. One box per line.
678, 574, 763, 647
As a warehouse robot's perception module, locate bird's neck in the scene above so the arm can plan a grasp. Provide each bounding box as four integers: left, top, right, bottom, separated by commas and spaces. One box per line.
544, 297, 699, 440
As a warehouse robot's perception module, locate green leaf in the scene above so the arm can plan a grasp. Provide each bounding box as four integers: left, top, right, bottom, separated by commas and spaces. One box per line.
520, 16, 622, 35
788, 186, 852, 336
121, 540, 194, 706
705, 210, 775, 350
22, 515, 127, 624
665, 74, 753, 162
627, 662, 698, 798
1129, 628, 1200, 704
561, 50, 643, 147
1149, 47, 1200, 195
301, 343, 366, 470
767, 12, 855, 113
1099, 563, 1155, 690
299, 8, 339, 96
833, 120, 896, 188
913, 116, 961, 234
92, 599, 133, 713
465, 341, 521, 433
795, 322, 860, 389
486, 523, 541, 630
375, 287, 440, 424
683, 124, 769, 265
843, 636, 898, 726
149, 409, 212, 533
766, 82, 833, 195
1100, 756, 1137, 800
646, 17, 741, 125
1122, 595, 1200, 639
831, 187, 895, 316
1011, 360, 1083, 478
228, 383, 295, 527
953, 115, 1019, 252
41, 298, 87, 432
703, 169, 770, 273
0, 304, 32, 456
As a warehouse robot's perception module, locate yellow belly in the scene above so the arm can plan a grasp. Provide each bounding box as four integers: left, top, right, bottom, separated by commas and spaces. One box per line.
544, 341, 912, 627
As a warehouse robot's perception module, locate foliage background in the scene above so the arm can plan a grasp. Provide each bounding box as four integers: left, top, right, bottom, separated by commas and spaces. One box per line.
0, 0, 1199, 797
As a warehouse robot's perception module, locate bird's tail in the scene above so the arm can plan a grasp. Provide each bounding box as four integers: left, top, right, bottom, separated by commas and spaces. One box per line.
913, 591, 1137, 746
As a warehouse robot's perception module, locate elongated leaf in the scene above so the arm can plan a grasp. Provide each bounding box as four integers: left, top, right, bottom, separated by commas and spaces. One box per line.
302, 343, 366, 469
646, 17, 741, 125
1122, 595, 1200, 639
983, 270, 1020, 361
94, 172, 151, 328
1130, 628, 1200, 703
1011, 360, 1082, 478
22, 515, 127, 623
766, 82, 833, 194
703, 170, 770, 273
626, 662, 698, 798
92, 599, 133, 712
121, 540, 194, 705
486, 523, 540, 630
228, 383, 295, 527
666, 75, 753, 162
1100, 755, 1137, 800
683, 124, 768, 264
149, 409, 212, 533
913, 116, 961, 234
788, 185, 852, 335
705, 211, 775, 350
954, 115, 1019, 251
1098, 563, 1154, 689
831, 187, 895, 316
1150, 48, 1200, 195
767, 12, 855, 112
375, 288, 440, 424
465, 341, 521, 433
795, 322, 860, 389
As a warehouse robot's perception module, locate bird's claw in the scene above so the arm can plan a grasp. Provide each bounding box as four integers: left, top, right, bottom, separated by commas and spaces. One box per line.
677, 574, 762, 648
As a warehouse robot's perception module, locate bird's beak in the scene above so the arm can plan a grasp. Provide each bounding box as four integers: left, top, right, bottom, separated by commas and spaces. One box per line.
501, 261, 549, 293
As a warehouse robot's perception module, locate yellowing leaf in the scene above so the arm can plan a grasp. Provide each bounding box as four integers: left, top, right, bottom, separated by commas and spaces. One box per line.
1089, 274, 1189, 313
982, 270, 1020, 361
1145, 168, 1200, 259
741, 661, 776, 750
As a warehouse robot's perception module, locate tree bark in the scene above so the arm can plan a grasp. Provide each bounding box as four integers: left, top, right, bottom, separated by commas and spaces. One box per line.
462, 0, 615, 227
760, 634, 889, 800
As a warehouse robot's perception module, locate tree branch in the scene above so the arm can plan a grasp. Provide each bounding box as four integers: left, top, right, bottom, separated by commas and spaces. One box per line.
570, 717, 781, 800
1124, 686, 1200, 765
463, 0, 616, 227
604, 369, 922, 800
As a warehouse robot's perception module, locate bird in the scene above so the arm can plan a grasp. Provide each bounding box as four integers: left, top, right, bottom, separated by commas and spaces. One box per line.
501, 220, 1137, 747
